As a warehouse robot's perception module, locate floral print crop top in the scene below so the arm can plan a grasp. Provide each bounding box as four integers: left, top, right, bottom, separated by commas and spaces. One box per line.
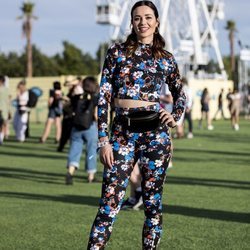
98, 42, 186, 138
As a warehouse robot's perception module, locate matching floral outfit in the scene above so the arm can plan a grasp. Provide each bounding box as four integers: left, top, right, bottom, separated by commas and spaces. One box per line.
88, 42, 186, 249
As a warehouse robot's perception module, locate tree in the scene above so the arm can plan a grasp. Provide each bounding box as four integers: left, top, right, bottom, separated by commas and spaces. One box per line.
54, 41, 99, 75
17, 1, 37, 77
0, 52, 25, 77
225, 20, 237, 80
0, 41, 101, 77
60, 41, 86, 75
31, 45, 61, 76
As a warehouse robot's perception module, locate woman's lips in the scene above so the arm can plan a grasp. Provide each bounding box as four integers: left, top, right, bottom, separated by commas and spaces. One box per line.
138, 27, 149, 32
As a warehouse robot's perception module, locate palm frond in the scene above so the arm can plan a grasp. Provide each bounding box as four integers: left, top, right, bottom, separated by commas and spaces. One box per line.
16, 15, 24, 20
20, 2, 35, 14
225, 20, 237, 31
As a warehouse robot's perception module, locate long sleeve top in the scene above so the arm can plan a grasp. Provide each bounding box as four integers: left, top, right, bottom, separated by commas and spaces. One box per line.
98, 42, 186, 138
183, 85, 193, 110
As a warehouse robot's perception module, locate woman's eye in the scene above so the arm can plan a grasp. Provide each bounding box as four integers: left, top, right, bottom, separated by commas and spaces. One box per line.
146, 17, 152, 20
134, 17, 140, 22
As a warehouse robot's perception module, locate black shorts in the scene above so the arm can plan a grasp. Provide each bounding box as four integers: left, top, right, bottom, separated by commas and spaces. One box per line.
201, 104, 209, 112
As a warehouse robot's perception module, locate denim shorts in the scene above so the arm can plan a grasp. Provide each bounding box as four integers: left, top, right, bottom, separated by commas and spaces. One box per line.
48, 107, 62, 118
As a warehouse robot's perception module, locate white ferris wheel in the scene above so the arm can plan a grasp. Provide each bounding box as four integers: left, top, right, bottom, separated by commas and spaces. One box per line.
96, 0, 226, 78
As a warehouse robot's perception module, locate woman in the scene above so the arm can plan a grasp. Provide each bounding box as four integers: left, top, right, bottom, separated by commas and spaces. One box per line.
0, 75, 9, 145
40, 81, 63, 143
229, 89, 241, 130
88, 1, 186, 249
65, 76, 99, 184
199, 87, 214, 130
13, 80, 29, 142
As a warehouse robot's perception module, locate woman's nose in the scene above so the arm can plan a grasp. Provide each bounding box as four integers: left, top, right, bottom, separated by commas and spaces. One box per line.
139, 18, 146, 25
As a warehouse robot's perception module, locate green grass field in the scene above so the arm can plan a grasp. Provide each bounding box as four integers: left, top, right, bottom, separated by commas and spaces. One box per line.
0, 119, 250, 250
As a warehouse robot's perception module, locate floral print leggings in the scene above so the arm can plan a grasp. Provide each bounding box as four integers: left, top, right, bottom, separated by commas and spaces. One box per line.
88, 107, 172, 250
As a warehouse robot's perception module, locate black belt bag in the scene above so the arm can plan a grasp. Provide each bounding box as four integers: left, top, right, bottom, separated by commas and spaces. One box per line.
120, 111, 160, 133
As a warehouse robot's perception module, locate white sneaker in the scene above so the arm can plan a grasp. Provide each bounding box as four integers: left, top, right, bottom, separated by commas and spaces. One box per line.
207, 125, 214, 130
187, 132, 194, 139
234, 124, 239, 131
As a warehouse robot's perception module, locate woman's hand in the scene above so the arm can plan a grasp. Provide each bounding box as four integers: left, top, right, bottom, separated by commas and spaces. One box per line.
159, 108, 177, 128
100, 144, 114, 168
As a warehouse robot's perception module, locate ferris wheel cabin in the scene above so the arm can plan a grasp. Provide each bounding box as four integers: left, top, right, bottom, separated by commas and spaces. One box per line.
96, 0, 120, 26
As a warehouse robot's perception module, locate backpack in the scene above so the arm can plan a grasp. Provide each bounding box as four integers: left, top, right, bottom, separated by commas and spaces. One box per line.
27, 89, 38, 108
72, 95, 96, 130
27, 87, 43, 108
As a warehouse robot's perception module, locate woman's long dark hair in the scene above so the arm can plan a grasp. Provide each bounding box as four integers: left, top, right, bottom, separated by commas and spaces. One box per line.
201, 88, 208, 104
124, 0, 168, 59
82, 76, 99, 95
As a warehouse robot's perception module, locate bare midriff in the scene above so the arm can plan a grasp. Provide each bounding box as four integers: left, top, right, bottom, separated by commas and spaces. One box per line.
114, 98, 158, 108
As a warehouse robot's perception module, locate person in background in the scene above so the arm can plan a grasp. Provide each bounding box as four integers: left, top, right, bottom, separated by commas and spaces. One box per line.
1, 76, 11, 140
65, 76, 99, 184
161, 80, 189, 140
213, 88, 225, 120
199, 87, 214, 130
13, 80, 29, 142
242, 84, 250, 119
0, 76, 9, 145
57, 76, 82, 152
4, 94, 12, 140
226, 88, 233, 114
87, 1, 186, 248
182, 77, 193, 138
229, 89, 241, 131
40, 81, 63, 143
247, 84, 250, 119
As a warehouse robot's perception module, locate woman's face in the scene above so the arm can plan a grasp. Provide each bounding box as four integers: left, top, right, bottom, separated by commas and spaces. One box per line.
132, 5, 159, 43
17, 84, 26, 94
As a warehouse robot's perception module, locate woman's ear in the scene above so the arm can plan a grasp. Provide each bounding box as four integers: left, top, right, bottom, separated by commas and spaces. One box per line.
157, 18, 160, 28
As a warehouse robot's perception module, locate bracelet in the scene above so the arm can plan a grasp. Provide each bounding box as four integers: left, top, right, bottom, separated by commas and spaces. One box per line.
97, 140, 110, 148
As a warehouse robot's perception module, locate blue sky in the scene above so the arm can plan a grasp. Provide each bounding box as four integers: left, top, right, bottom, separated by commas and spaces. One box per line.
0, 0, 249, 58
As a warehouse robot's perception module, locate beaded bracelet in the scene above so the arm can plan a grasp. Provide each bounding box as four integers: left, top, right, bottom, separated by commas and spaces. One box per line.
97, 140, 110, 148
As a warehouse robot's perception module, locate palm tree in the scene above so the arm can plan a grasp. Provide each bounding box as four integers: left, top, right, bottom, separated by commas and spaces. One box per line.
17, 1, 37, 77
225, 20, 237, 78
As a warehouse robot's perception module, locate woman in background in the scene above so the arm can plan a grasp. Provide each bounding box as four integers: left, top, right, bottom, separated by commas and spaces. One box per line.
13, 80, 29, 142
0, 75, 9, 145
40, 81, 63, 143
199, 87, 214, 130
